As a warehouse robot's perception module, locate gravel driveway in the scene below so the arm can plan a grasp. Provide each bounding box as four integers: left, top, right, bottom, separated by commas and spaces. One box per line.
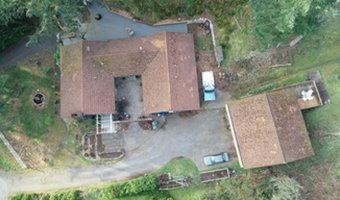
123, 109, 233, 169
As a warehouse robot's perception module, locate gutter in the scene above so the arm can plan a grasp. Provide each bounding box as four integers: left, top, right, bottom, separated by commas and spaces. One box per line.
225, 104, 244, 168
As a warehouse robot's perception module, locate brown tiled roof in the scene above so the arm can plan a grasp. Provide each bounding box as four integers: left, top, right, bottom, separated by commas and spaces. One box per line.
227, 90, 314, 169
60, 32, 199, 117
60, 42, 83, 117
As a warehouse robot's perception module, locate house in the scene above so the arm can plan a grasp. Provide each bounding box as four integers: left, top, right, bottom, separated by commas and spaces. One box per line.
60, 32, 200, 118
225, 87, 318, 169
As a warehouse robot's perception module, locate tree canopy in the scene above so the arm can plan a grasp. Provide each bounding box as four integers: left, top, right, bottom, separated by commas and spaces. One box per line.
0, 0, 86, 45
250, 0, 336, 46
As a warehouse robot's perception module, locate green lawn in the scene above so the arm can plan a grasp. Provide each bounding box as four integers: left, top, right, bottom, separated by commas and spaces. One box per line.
0, 66, 55, 138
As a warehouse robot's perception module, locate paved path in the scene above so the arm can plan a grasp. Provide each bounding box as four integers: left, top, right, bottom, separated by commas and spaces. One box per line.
0, 110, 232, 198
64, 3, 187, 45
0, 36, 56, 69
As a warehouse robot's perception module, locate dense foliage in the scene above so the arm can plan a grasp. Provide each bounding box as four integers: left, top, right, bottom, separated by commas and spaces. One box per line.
0, 0, 86, 46
107, 0, 205, 22
100, 174, 157, 198
0, 21, 35, 52
11, 190, 82, 200
269, 176, 302, 200
250, 0, 336, 46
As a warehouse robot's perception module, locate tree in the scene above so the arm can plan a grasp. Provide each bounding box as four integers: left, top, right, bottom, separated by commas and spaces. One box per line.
269, 176, 302, 200
250, 0, 336, 46
0, 0, 86, 45
0, 0, 26, 25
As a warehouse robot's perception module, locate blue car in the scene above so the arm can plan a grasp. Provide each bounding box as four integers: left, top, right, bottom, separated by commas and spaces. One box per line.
204, 152, 229, 166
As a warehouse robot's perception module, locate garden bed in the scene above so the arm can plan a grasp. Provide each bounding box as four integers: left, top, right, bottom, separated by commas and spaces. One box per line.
157, 173, 193, 190
200, 168, 234, 183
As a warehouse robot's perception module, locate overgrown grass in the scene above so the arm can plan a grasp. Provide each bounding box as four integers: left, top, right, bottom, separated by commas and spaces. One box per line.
226, 5, 255, 64
0, 141, 20, 171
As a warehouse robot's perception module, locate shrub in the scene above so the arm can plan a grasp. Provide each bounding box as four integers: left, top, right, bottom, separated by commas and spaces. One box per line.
11, 190, 82, 200
100, 174, 157, 198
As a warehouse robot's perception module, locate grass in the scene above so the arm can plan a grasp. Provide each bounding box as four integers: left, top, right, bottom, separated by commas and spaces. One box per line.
158, 157, 200, 181
0, 141, 20, 171
0, 66, 55, 138
226, 5, 255, 64
0, 48, 89, 170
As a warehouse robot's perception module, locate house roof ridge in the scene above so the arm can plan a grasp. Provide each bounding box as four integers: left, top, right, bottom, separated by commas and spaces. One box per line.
164, 32, 173, 111
265, 93, 287, 163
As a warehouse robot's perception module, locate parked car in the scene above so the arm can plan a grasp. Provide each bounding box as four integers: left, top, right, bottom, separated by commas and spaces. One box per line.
204, 152, 229, 166
202, 71, 216, 101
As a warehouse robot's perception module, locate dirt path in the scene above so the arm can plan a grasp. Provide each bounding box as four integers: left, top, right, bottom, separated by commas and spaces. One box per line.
0, 35, 56, 69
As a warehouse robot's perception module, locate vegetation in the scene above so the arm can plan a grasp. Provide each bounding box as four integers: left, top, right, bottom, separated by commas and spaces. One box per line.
0, 66, 55, 138
250, 0, 337, 46
99, 174, 157, 199
158, 157, 200, 182
0, 0, 86, 46
0, 21, 35, 52
105, 0, 205, 23
11, 190, 82, 200
0, 141, 20, 171
229, 13, 340, 199
11, 174, 158, 200
263, 176, 302, 200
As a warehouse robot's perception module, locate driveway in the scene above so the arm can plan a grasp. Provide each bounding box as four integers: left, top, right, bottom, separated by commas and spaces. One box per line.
64, 3, 187, 44
1, 110, 233, 197
123, 109, 233, 169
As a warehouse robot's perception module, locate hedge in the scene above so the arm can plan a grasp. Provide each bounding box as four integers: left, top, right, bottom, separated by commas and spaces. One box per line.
100, 174, 158, 199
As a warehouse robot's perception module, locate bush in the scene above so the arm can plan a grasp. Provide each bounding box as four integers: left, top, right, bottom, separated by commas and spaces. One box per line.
11, 191, 82, 200
100, 174, 157, 198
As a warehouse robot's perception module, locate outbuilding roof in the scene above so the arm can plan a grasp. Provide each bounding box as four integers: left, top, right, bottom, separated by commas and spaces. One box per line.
226, 90, 314, 169
60, 32, 200, 117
